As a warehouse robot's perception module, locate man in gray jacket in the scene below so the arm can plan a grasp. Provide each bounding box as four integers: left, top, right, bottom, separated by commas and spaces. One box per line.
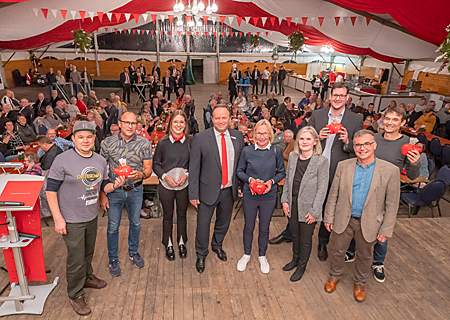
70, 65, 82, 96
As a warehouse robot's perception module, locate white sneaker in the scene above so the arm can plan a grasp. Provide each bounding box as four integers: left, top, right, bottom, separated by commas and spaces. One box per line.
144, 199, 154, 208
259, 256, 270, 274
237, 254, 251, 271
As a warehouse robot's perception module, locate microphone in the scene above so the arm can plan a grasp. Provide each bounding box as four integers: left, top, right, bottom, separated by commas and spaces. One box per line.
0, 201, 24, 206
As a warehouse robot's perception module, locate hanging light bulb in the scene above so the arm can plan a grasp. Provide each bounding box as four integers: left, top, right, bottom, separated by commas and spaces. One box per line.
192, 5, 199, 14
173, 1, 180, 12
198, 1, 205, 11
329, 46, 334, 53
206, 6, 213, 14
196, 21, 202, 27
176, 19, 183, 26
179, 1, 185, 11
211, 0, 218, 12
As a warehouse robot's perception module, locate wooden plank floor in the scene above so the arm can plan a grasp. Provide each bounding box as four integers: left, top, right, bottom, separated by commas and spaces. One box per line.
2, 215, 450, 320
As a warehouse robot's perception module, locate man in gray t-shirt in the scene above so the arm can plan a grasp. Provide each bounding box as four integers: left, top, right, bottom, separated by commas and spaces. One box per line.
46, 121, 124, 316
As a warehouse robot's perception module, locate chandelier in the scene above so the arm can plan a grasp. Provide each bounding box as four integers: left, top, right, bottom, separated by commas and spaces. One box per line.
173, 0, 218, 15
320, 44, 334, 54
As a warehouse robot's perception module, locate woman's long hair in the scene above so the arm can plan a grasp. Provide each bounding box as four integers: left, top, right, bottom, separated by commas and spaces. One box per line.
163, 109, 190, 139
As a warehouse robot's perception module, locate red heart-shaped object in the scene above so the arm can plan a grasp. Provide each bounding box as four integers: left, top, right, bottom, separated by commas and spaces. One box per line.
401, 143, 422, 156
250, 181, 266, 195
326, 123, 343, 135
113, 165, 133, 177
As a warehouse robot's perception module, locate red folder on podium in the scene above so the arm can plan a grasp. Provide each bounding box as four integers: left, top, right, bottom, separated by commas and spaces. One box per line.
0, 175, 46, 283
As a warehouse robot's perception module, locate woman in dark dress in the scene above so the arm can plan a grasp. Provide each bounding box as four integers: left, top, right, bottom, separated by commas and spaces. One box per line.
152, 110, 190, 261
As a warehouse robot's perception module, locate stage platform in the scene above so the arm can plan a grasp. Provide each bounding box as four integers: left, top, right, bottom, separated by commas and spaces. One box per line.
1, 212, 450, 320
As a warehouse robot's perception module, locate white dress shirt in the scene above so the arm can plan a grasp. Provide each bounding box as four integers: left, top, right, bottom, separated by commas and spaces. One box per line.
214, 128, 235, 189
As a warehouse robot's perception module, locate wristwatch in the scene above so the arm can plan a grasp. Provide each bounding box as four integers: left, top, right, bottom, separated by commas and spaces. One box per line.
141, 171, 147, 179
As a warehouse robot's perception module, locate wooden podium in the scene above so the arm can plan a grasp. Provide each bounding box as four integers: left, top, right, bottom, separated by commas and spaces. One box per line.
0, 173, 59, 316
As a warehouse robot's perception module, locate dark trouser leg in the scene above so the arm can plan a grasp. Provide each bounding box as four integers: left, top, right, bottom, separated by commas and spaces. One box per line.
288, 199, 300, 260
257, 196, 276, 256
211, 188, 233, 251
159, 184, 175, 247
63, 217, 98, 300
353, 220, 376, 285
373, 239, 388, 264
175, 186, 189, 244
321, 89, 326, 101
243, 195, 258, 255
281, 221, 292, 239
298, 221, 316, 268
347, 238, 356, 254
195, 200, 216, 258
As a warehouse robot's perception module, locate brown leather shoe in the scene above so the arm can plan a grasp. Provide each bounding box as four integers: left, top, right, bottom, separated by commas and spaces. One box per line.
354, 284, 366, 302
70, 295, 91, 316
84, 274, 107, 289
324, 279, 339, 293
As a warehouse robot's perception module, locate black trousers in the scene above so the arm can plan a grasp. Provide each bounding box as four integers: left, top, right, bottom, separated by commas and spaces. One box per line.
195, 188, 233, 258
278, 80, 285, 96
163, 86, 172, 101
159, 184, 189, 247
312, 87, 321, 95
320, 89, 327, 101
261, 79, 269, 95
288, 198, 316, 268
252, 80, 259, 94
122, 84, 131, 103
229, 90, 237, 103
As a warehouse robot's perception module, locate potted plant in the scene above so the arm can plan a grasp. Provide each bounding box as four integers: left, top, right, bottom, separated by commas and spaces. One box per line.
156, 126, 165, 136
72, 29, 92, 54
250, 35, 260, 50
288, 31, 305, 59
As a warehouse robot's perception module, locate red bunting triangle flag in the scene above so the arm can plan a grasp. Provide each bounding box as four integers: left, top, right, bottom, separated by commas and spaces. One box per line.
269, 17, 276, 26
222, 32, 225, 37
132, 29, 136, 34
230, 32, 233, 37
257, 32, 260, 36
248, 32, 251, 37
213, 32, 216, 37
97, 12, 104, 23
41, 8, 48, 19
134, 14, 140, 23
169, 31, 172, 35
220, 16, 225, 24
187, 31, 190, 36
105, 28, 108, 33
265, 32, 268, 37
366, 16, 371, 25
114, 28, 118, 34
123, 29, 127, 33
318, 17, 324, 26
168, 15, 174, 25
286, 17, 292, 26
253, 17, 260, 26
178, 31, 181, 36
114, 13, 121, 22
350, 17, 356, 26
334, 17, 340, 26
151, 30, 154, 35
160, 30, 163, 35
151, 14, 157, 24
79, 11, 86, 22
204, 32, 207, 37
203, 16, 208, 25
239, 32, 242, 37
236, 17, 243, 26
185, 16, 191, 23
60, 10, 67, 19
302, 17, 308, 25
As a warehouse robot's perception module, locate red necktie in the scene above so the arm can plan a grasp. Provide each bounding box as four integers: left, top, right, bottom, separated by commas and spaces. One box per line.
126, 73, 129, 83
138, 76, 141, 84
221, 133, 228, 187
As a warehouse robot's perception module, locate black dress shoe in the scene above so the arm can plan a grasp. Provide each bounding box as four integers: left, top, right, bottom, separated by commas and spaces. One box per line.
212, 248, 227, 261
179, 244, 187, 259
196, 258, 205, 273
318, 245, 328, 262
269, 234, 292, 245
290, 266, 306, 282
166, 246, 175, 261
282, 259, 298, 271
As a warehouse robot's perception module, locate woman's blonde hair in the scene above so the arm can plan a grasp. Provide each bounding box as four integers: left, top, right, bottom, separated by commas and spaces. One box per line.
254, 119, 274, 144
293, 126, 322, 155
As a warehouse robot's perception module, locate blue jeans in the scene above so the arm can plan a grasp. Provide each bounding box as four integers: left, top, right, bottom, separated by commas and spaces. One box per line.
83, 81, 91, 95
240, 87, 248, 101
5, 155, 17, 161
48, 83, 57, 98
106, 184, 143, 261
348, 238, 387, 263
73, 83, 80, 96
270, 80, 277, 94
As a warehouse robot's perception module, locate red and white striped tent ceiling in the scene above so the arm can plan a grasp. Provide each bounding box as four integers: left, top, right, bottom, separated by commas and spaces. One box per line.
0, 0, 448, 63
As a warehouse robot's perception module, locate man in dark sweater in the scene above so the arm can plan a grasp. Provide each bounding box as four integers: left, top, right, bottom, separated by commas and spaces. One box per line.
346, 106, 420, 283
37, 135, 63, 170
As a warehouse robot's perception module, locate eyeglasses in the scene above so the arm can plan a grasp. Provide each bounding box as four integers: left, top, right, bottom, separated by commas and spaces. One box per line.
119, 120, 137, 127
255, 132, 269, 136
354, 142, 375, 149
331, 94, 347, 99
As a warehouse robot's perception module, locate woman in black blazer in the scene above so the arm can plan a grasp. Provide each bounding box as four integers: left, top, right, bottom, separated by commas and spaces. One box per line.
152, 110, 190, 261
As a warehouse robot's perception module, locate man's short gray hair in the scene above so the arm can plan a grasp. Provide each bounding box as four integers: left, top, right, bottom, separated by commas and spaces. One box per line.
354, 129, 375, 139
285, 129, 294, 138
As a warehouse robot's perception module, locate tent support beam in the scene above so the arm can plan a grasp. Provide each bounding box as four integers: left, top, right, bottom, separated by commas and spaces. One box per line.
37, 46, 50, 59
391, 62, 404, 78
93, 32, 100, 77
1, 52, 15, 68
0, 54, 8, 88
156, 20, 160, 67
346, 55, 359, 72
216, 21, 220, 84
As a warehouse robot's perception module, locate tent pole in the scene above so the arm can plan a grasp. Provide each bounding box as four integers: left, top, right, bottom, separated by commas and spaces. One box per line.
0, 54, 8, 88
93, 31, 100, 77
216, 21, 220, 84
156, 20, 160, 67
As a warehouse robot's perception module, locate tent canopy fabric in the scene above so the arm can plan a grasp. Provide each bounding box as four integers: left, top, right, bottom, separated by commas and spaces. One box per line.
0, 0, 445, 63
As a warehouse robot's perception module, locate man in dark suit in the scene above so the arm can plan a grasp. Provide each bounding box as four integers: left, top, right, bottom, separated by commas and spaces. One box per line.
405, 102, 422, 127
162, 71, 173, 101
138, 63, 146, 79
151, 62, 161, 80
181, 64, 187, 88
128, 61, 136, 77
147, 75, 159, 99
19, 98, 33, 125
151, 97, 163, 117
34, 92, 49, 114
228, 73, 238, 103
269, 82, 363, 262
251, 65, 261, 94
120, 67, 131, 104
189, 106, 244, 273
104, 98, 118, 135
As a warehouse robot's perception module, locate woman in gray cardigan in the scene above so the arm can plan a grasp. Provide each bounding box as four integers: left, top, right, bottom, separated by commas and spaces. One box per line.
281, 126, 329, 282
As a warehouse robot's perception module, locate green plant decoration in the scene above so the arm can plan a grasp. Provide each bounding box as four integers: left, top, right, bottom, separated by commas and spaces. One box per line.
73, 29, 92, 54
288, 31, 305, 58
435, 24, 450, 73
29, 51, 41, 70
250, 35, 260, 49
